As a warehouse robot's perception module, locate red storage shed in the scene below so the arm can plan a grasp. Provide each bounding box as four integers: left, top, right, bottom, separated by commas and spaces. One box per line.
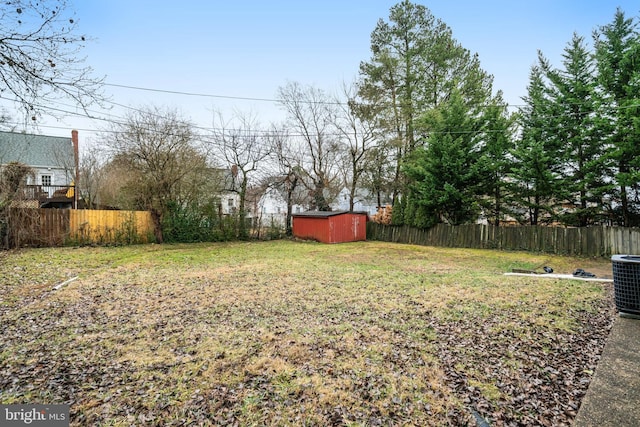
292, 211, 368, 244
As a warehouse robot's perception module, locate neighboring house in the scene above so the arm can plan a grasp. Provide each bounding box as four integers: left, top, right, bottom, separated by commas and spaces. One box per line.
248, 185, 306, 228
219, 191, 241, 216
249, 185, 385, 228
332, 187, 392, 216
215, 167, 242, 216
0, 130, 79, 208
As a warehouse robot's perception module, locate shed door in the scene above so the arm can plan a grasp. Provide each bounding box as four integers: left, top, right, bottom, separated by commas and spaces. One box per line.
352, 215, 360, 240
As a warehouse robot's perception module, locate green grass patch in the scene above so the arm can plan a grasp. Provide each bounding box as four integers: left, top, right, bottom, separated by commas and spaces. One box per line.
0, 240, 613, 425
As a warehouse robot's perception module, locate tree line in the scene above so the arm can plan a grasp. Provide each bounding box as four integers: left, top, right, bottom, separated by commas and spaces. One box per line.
2, 1, 640, 245
363, 2, 640, 229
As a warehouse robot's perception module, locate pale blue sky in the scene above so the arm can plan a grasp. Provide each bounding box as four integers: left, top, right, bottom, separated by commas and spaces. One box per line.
13, 1, 640, 143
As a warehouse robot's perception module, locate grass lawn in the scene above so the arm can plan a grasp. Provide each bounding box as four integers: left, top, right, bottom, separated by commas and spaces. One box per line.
0, 240, 614, 426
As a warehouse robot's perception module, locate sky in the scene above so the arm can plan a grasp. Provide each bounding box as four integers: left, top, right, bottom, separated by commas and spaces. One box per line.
5, 0, 640, 149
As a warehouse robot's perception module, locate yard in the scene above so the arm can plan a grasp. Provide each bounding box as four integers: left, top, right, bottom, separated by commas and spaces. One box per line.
0, 240, 614, 426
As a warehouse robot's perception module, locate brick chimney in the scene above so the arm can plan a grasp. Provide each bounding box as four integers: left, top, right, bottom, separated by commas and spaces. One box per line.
72, 130, 79, 209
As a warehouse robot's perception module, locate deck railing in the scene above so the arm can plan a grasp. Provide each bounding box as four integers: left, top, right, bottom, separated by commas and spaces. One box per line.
22, 184, 73, 200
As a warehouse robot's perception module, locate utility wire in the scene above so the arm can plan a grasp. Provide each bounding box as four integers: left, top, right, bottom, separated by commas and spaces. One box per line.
3, 84, 640, 141
104, 82, 287, 104
104, 81, 525, 109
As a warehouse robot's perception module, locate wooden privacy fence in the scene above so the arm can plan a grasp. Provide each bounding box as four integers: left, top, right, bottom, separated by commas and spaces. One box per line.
6, 208, 69, 248
367, 223, 640, 257
5, 208, 153, 248
70, 209, 153, 245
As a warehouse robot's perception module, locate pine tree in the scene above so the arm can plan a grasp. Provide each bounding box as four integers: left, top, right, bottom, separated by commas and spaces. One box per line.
511, 65, 562, 225
541, 34, 606, 226
402, 89, 484, 226
358, 0, 493, 214
594, 9, 640, 226
476, 93, 516, 226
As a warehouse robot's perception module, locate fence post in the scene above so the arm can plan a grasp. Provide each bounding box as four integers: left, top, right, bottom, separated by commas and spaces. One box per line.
366, 222, 638, 257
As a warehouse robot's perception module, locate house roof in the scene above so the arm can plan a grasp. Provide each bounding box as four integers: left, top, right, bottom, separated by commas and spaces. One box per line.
292, 210, 368, 218
0, 130, 74, 169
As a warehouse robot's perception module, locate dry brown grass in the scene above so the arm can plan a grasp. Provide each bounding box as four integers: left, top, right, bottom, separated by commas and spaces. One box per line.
0, 241, 614, 425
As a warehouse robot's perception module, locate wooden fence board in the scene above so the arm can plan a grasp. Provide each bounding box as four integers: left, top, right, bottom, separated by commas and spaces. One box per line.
69, 209, 153, 244
6, 208, 69, 248
5, 208, 153, 248
367, 223, 640, 257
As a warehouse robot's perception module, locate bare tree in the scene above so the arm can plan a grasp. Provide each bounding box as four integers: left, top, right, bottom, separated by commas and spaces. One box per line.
103, 106, 207, 243
0, 161, 34, 248
93, 155, 132, 209
78, 146, 106, 209
264, 123, 305, 235
335, 82, 379, 211
361, 144, 396, 210
0, 1, 104, 120
277, 81, 342, 211
209, 111, 270, 239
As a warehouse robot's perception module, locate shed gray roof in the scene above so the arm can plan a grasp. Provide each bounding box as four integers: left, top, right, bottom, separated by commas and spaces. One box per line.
0, 130, 74, 169
292, 210, 368, 218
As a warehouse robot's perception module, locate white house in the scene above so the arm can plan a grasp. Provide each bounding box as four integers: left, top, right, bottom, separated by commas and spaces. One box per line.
332, 187, 389, 216
251, 185, 306, 227
251, 185, 387, 226
0, 129, 79, 208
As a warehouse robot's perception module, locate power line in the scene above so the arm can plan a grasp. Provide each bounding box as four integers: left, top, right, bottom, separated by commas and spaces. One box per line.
103, 80, 640, 114
4, 85, 640, 142
104, 81, 526, 109
104, 82, 284, 103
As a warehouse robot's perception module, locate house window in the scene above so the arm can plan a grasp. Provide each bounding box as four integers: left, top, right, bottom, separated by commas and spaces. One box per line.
41, 175, 51, 186
228, 198, 235, 208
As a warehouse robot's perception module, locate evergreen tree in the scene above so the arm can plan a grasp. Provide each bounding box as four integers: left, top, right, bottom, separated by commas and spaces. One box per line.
358, 0, 493, 213
511, 66, 562, 225
541, 34, 606, 226
594, 9, 640, 226
476, 93, 516, 226
402, 89, 484, 226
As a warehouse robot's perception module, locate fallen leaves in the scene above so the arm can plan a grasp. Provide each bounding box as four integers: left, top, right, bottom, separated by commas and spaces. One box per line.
0, 242, 615, 426
430, 284, 615, 426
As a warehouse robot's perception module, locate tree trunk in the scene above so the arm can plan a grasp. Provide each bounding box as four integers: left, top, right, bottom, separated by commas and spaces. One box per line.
349, 181, 356, 212
493, 185, 501, 226
531, 195, 540, 226
238, 176, 248, 239
620, 159, 630, 227
285, 175, 298, 236
150, 208, 164, 243
314, 179, 330, 211
621, 185, 629, 227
